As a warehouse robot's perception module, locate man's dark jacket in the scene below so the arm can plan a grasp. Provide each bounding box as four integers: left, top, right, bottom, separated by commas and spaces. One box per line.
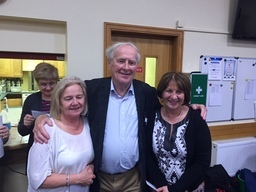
85, 77, 160, 192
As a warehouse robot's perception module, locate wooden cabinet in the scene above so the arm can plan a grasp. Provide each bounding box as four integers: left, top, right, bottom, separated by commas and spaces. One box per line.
0, 59, 23, 78
12, 59, 23, 77
0, 99, 4, 112
54, 61, 65, 78
8, 98, 22, 107
0, 59, 13, 77
6, 93, 22, 107
46, 60, 66, 78
0, 59, 65, 78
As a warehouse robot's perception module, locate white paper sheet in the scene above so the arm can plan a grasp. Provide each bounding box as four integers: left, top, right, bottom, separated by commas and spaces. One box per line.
0, 139, 4, 158
244, 79, 256, 100
209, 83, 222, 106
31, 110, 49, 119
146, 180, 157, 191
208, 60, 221, 80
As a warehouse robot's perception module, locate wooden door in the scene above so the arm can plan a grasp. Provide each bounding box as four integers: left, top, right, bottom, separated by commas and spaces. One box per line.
104, 22, 184, 87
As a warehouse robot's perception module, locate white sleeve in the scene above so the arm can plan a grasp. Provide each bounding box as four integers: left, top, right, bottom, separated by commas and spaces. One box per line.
27, 128, 53, 190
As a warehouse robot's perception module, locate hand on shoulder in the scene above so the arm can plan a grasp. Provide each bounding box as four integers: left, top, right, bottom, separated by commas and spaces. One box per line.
33, 114, 53, 143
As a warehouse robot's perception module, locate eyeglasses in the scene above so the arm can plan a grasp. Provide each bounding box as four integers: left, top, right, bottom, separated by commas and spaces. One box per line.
39, 82, 57, 88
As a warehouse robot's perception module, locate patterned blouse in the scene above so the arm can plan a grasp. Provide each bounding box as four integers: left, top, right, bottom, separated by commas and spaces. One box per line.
152, 109, 190, 185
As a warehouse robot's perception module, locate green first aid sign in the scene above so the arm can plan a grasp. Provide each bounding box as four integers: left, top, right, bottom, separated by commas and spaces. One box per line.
190, 73, 207, 105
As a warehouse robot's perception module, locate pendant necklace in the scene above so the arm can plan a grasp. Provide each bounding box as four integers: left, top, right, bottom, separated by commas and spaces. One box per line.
169, 106, 183, 141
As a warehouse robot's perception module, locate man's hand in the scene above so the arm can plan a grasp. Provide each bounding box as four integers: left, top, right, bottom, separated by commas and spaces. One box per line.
190, 104, 207, 120
33, 114, 52, 144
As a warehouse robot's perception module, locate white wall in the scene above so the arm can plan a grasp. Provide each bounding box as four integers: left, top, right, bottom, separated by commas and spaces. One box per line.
0, 17, 66, 53
0, 0, 256, 79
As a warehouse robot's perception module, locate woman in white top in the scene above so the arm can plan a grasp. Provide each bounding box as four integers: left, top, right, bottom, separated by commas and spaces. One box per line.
27, 76, 95, 192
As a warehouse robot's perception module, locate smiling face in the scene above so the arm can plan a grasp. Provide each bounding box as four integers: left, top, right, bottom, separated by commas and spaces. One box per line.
162, 80, 185, 110
60, 84, 85, 119
109, 44, 138, 89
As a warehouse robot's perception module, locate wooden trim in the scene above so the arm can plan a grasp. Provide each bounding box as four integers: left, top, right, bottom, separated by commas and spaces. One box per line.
0, 51, 65, 60
209, 121, 256, 141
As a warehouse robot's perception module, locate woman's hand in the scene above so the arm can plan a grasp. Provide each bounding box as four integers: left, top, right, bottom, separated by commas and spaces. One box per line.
24, 114, 35, 127
0, 125, 9, 144
77, 165, 96, 186
40, 164, 96, 188
156, 186, 169, 192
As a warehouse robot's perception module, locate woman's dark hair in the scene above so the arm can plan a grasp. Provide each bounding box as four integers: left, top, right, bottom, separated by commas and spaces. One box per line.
157, 72, 191, 105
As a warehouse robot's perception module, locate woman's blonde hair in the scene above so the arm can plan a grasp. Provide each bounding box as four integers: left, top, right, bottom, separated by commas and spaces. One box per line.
50, 76, 88, 120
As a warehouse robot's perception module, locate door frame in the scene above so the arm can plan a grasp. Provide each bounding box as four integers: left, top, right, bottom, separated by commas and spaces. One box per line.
104, 22, 184, 77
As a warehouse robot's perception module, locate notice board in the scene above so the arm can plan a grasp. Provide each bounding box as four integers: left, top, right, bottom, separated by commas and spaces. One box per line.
200, 56, 236, 122
232, 58, 256, 120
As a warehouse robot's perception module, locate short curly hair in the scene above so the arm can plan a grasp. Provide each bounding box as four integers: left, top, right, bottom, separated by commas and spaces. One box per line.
33, 62, 59, 83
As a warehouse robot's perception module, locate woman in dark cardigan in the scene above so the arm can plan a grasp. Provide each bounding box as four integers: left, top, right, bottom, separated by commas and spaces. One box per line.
18, 62, 59, 174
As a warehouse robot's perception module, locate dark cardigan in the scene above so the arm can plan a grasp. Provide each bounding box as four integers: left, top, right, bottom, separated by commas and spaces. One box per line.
17, 91, 45, 171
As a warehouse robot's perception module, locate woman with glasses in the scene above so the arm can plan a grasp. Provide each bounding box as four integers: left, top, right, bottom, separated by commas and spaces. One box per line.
18, 62, 59, 174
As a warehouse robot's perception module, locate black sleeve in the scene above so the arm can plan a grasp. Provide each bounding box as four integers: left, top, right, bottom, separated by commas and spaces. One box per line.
17, 96, 35, 136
